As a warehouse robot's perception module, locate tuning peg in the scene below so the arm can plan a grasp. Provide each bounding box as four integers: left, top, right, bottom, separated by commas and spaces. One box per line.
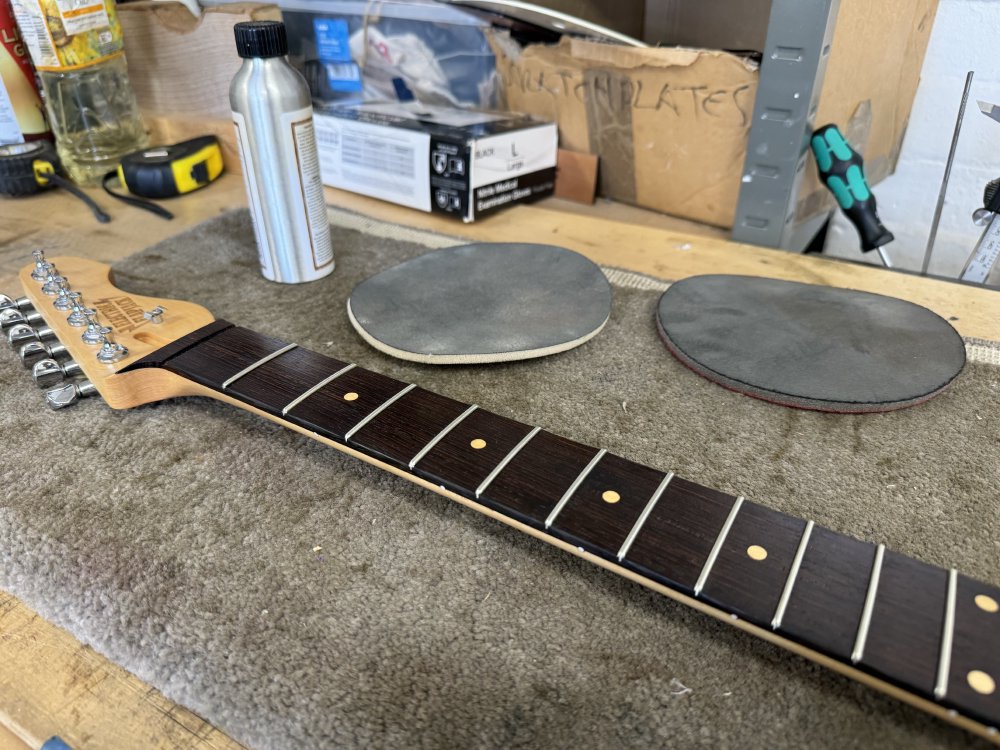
41, 273, 66, 297
52, 285, 75, 311
44, 379, 97, 410
0, 294, 32, 312
66, 293, 88, 326
0, 307, 43, 330
30, 252, 49, 282
96, 329, 128, 364
31, 357, 82, 388
143, 306, 165, 324
81, 313, 105, 345
19, 340, 68, 368
7, 323, 55, 348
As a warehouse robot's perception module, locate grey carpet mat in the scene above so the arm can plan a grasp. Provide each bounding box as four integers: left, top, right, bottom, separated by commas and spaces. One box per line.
1, 210, 999, 750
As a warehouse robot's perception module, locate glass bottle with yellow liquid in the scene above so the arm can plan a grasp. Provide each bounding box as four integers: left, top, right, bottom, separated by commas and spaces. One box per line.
10, 0, 146, 184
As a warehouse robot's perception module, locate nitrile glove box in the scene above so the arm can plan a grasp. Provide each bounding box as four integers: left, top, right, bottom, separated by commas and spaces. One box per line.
313, 102, 557, 222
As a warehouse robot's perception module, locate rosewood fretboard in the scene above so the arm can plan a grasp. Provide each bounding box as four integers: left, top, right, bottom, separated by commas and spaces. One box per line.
123, 322, 1000, 738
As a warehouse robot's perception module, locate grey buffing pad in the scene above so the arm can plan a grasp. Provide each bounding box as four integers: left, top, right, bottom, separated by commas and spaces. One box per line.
348, 242, 612, 364
656, 275, 966, 413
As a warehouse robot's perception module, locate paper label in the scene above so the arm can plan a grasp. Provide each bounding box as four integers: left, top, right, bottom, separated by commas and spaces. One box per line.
470, 124, 558, 189
10, 0, 122, 71
314, 112, 431, 212
286, 108, 335, 272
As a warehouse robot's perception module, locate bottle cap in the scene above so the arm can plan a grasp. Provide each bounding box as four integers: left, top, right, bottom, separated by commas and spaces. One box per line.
234, 21, 288, 59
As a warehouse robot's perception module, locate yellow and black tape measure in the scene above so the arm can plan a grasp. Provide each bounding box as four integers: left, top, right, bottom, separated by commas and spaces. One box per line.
103, 135, 224, 219
114, 135, 224, 199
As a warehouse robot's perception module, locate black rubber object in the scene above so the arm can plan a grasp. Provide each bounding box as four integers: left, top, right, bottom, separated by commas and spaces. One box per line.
656, 275, 966, 413
0, 141, 55, 197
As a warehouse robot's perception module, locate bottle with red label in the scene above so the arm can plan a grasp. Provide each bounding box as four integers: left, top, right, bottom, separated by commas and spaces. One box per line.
0, 0, 51, 145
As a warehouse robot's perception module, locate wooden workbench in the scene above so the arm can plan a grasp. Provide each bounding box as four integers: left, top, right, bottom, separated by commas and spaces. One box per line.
2, 174, 999, 750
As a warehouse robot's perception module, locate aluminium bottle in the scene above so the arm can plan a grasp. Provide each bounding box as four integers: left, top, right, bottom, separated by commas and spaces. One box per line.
230, 20, 333, 284
9, 0, 147, 184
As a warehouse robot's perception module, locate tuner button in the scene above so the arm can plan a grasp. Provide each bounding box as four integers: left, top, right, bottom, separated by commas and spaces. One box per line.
7, 323, 52, 347
96, 329, 128, 364
31, 357, 82, 387
0, 308, 26, 330
1, 308, 44, 330
18, 341, 67, 367
0, 294, 32, 312
44, 380, 97, 410
32, 358, 64, 388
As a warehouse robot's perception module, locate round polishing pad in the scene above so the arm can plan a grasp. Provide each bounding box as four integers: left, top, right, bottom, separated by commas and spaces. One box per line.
348, 243, 612, 364
656, 275, 966, 413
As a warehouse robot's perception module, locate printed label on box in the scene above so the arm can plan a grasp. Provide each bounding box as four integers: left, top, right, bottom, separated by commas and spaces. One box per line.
315, 114, 431, 212
313, 18, 362, 93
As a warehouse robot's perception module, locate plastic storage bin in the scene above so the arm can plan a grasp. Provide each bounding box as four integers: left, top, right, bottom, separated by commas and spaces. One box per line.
279, 0, 498, 108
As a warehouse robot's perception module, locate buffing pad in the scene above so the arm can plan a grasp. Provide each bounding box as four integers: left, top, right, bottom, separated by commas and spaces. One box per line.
657, 275, 966, 413
348, 243, 612, 364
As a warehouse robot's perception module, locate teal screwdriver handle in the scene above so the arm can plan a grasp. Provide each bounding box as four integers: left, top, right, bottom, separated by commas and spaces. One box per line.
811, 124, 894, 252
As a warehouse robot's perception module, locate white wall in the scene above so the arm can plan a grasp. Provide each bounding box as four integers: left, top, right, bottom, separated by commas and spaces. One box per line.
822, 0, 1000, 277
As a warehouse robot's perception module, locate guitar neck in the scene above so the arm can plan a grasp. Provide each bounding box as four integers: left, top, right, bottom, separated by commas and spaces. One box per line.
122, 321, 1000, 742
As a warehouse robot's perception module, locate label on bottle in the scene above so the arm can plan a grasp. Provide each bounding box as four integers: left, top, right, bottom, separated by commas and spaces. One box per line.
232, 105, 333, 284
284, 106, 335, 275
10, 0, 123, 71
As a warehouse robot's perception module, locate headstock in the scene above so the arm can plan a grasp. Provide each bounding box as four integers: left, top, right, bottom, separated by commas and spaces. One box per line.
3, 251, 216, 409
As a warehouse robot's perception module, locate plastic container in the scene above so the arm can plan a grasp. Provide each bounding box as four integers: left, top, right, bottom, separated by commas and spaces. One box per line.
279, 0, 497, 109
10, 0, 146, 184
0, 0, 51, 145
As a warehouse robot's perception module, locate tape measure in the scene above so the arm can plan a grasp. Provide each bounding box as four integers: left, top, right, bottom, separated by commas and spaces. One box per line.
0, 140, 110, 222
0, 140, 63, 196
103, 136, 224, 219
114, 135, 224, 199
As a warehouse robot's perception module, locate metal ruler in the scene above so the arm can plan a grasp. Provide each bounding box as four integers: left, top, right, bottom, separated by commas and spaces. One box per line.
960, 213, 1000, 283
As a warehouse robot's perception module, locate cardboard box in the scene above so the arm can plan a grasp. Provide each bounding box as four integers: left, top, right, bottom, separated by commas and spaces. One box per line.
119, 2, 282, 174
491, 0, 938, 229
313, 102, 557, 221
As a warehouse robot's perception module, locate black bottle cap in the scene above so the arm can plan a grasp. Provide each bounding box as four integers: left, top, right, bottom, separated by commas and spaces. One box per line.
234, 21, 288, 59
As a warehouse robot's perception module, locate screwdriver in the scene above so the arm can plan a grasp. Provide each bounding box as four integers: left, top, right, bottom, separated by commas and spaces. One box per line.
810, 124, 894, 268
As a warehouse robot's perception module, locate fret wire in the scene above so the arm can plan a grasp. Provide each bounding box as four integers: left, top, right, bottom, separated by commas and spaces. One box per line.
934, 568, 958, 700
544, 448, 607, 529
693, 496, 744, 597
408, 404, 479, 470
851, 543, 886, 664
221, 343, 297, 390
281, 363, 356, 416
771, 520, 814, 630
344, 383, 417, 441
475, 426, 541, 499
616, 471, 675, 562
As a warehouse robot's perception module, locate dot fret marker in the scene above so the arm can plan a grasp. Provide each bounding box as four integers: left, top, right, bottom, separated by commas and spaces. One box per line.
602, 490, 620, 504
968, 670, 996, 695
747, 545, 768, 561
470, 438, 486, 449
344, 392, 359, 401
975, 594, 999, 613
